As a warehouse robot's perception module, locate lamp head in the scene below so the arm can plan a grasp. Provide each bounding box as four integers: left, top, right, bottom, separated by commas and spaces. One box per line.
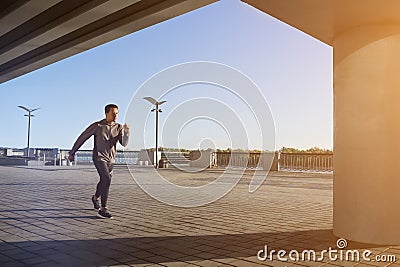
143, 97, 167, 106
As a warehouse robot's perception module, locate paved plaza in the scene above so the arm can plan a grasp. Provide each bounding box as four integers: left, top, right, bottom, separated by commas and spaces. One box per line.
0, 165, 399, 266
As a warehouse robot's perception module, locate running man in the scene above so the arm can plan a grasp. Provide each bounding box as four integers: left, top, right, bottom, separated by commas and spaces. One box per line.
68, 104, 130, 219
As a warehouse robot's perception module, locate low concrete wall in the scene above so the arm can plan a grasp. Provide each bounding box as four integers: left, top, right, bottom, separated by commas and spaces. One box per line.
0, 157, 30, 166
189, 150, 214, 168
138, 150, 161, 165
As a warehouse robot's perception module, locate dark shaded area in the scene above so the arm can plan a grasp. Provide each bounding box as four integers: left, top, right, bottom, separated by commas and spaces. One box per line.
0, 229, 381, 266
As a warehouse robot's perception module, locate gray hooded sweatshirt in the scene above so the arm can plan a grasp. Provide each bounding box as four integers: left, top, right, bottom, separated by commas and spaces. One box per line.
69, 119, 129, 163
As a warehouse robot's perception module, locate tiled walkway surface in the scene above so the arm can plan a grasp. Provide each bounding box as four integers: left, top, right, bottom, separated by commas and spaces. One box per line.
0, 165, 399, 266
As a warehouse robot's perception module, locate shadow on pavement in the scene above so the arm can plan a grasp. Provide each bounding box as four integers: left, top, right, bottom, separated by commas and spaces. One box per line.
0, 229, 382, 265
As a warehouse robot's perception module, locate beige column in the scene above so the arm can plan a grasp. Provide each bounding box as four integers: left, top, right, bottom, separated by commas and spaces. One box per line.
333, 25, 400, 244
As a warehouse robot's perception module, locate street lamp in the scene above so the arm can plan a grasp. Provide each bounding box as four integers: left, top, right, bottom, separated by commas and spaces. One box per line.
18, 105, 40, 157
143, 97, 166, 168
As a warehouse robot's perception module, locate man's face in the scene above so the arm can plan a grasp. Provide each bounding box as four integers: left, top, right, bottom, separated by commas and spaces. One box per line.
106, 107, 118, 123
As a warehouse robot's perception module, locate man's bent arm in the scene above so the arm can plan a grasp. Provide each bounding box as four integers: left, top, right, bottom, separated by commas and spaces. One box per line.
120, 128, 130, 147
69, 123, 97, 155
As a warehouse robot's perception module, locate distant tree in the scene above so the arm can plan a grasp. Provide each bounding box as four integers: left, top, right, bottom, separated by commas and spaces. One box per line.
280, 146, 332, 153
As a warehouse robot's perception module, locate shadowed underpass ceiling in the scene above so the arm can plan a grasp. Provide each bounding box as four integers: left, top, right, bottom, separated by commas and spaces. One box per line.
3, 0, 400, 85
243, 0, 400, 45
0, 0, 217, 84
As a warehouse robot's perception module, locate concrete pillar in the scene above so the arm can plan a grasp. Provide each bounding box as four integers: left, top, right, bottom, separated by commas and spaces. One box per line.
333, 25, 400, 244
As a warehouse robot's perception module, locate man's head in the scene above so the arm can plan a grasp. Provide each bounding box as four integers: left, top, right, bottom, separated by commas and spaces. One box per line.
105, 104, 118, 124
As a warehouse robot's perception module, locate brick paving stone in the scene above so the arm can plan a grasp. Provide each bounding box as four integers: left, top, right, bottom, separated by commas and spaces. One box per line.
0, 165, 393, 266
293, 261, 329, 267
325, 260, 359, 267
0, 255, 15, 264
229, 258, 271, 267
1, 261, 27, 267
213, 257, 240, 265
163, 261, 202, 267
353, 264, 386, 267
20, 256, 51, 265
189, 259, 227, 266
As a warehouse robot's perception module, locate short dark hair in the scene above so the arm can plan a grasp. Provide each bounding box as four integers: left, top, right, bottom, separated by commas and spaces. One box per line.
105, 104, 118, 114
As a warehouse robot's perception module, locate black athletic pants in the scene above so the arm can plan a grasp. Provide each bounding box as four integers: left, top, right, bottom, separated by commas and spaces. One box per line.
93, 160, 114, 208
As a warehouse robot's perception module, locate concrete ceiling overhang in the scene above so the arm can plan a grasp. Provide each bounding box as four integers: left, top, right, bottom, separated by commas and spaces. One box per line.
243, 0, 400, 46
0, 0, 217, 84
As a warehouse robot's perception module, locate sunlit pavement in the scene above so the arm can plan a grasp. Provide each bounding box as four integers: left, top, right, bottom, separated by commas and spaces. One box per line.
0, 165, 398, 266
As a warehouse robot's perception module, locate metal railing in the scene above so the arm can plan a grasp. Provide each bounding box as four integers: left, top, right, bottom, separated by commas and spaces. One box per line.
32, 149, 140, 165
212, 152, 264, 168
2, 147, 334, 171
65, 150, 139, 165
210, 151, 333, 172
279, 152, 333, 172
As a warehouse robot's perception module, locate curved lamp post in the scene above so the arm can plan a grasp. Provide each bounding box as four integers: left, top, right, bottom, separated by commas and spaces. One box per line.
18, 105, 40, 157
143, 97, 166, 168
